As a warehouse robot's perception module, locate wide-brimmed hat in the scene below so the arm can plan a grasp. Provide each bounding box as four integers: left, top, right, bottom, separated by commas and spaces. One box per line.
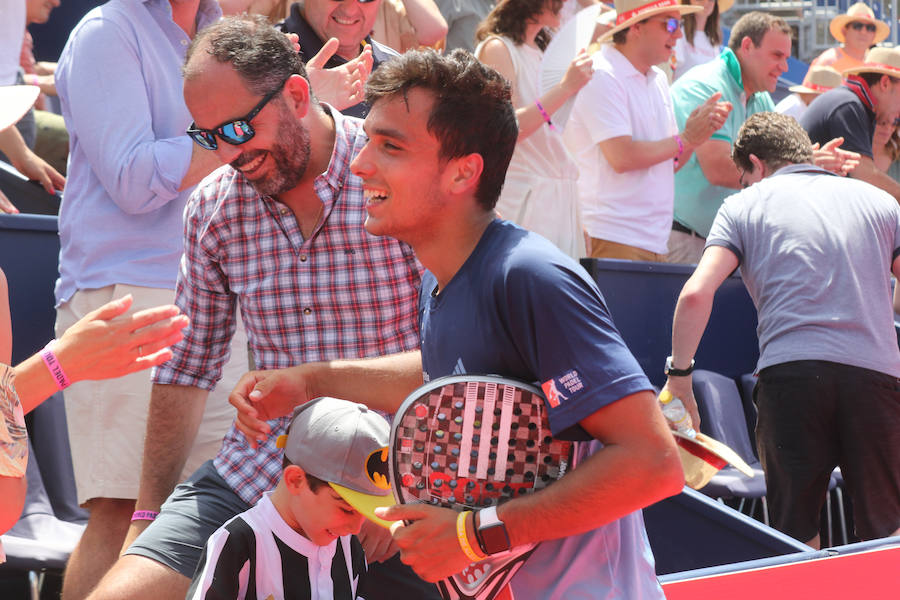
791, 66, 843, 94
830, 2, 889, 44
0, 85, 39, 132
843, 46, 900, 78
599, 0, 702, 43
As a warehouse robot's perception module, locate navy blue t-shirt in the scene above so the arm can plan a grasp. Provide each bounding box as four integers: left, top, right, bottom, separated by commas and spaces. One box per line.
800, 85, 874, 159
418, 220, 652, 439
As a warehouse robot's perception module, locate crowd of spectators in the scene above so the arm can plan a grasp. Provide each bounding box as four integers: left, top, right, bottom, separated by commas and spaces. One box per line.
2, 0, 900, 597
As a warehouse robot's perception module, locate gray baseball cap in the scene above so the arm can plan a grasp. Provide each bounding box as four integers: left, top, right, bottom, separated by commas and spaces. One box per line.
277, 397, 394, 528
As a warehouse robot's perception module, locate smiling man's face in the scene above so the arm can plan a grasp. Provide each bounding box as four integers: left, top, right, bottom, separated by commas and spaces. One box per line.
302, 0, 382, 60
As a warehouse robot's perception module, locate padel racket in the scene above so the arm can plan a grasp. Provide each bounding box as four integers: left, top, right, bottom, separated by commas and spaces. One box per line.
389, 375, 576, 600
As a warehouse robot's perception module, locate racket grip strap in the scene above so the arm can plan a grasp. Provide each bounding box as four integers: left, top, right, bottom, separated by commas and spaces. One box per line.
456, 511, 485, 562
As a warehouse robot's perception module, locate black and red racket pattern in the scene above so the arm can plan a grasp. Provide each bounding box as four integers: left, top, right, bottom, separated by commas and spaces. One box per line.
389, 375, 576, 600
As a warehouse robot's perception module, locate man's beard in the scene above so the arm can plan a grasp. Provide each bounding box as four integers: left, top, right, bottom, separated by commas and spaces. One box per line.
231, 106, 311, 198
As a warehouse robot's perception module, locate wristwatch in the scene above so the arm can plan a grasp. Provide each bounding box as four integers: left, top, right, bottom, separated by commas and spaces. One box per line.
664, 356, 695, 377
474, 506, 511, 555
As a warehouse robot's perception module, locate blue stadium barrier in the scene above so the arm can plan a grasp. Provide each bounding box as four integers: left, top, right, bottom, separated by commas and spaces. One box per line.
580, 258, 759, 387
645, 488, 811, 575
0, 213, 60, 364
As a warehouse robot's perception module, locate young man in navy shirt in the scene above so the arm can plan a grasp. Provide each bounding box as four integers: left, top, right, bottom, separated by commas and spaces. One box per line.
230, 49, 683, 599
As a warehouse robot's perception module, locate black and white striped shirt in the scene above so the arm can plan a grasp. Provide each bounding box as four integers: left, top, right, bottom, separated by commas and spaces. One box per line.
188, 493, 367, 599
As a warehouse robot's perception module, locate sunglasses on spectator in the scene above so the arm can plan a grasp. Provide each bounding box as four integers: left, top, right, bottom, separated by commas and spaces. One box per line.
847, 21, 878, 33
652, 17, 682, 33
187, 78, 288, 150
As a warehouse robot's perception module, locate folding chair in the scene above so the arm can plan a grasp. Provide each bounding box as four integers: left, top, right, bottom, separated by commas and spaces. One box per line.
26, 393, 87, 525
691, 370, 769, 524
0, 438, 85, 600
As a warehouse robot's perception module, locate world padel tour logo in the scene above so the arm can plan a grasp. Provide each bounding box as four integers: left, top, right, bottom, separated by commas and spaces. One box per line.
542, 370, 584, 407
366, 447, 391, 490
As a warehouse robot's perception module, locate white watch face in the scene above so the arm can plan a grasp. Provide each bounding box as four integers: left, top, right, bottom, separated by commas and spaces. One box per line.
666, 357, 692, 373
479, 505, 500, 527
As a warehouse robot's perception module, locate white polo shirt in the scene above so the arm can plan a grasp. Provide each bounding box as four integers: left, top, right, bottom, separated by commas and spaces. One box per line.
0, 0, 26, 86
564, 44, 677, 254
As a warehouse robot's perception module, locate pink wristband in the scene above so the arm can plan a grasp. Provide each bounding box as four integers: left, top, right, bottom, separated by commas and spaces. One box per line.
28, 74, 40, 86
131, 510, 159, 522
40, 341, 71, 390
535, 100, 557, 131
674, 134, 685, 166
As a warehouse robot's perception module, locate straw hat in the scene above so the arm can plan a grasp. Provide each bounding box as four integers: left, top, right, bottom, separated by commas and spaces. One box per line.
673, 431, 755, 490
599, 0, 702, 43
790, 66, 843, 94
0, 85, 39, 132
843, 46, 900, 78
829, 2, 889, 44
673, 0, 735, 14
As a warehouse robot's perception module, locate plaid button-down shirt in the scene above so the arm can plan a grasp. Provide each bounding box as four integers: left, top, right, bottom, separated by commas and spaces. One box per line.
153, 109, 422, 504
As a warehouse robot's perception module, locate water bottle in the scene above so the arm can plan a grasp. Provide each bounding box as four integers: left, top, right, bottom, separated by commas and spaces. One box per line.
658, 390, 696, 438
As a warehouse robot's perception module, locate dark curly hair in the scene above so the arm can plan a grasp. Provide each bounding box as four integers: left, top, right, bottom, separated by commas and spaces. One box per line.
365, 49, 518, 212
731, 112, 813, 173
474, 0, 564, 51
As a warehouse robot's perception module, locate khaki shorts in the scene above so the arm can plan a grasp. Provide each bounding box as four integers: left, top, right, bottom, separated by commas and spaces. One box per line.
666, 229, 706, 265
56, 284, 248, 505
588, 238, 666, 262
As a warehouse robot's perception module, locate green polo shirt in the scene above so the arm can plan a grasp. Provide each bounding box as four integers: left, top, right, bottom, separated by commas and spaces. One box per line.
671, 48, 775, 237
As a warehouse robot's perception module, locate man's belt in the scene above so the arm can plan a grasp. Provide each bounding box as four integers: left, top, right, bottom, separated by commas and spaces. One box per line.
672, 221, 700, 237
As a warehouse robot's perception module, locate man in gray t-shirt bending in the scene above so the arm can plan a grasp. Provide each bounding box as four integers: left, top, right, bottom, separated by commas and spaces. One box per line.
662, 111, 900, 549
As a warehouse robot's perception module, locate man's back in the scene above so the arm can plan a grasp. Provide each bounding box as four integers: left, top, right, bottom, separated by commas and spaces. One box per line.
707, 165, 900, 377
800, 85, 875, 158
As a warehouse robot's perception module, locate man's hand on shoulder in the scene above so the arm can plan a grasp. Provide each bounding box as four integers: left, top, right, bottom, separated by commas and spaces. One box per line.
229, 366, 314, 447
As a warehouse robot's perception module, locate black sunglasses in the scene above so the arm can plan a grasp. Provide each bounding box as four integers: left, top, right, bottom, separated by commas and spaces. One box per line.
847, 21, 878, 33
187, 78, 289, 150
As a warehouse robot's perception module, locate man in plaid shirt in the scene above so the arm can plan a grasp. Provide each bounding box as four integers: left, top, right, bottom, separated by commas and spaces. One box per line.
88, 17, 432, 600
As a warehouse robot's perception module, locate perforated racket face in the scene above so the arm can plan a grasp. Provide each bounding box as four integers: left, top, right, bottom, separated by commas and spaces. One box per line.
389, 375, 574, 511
